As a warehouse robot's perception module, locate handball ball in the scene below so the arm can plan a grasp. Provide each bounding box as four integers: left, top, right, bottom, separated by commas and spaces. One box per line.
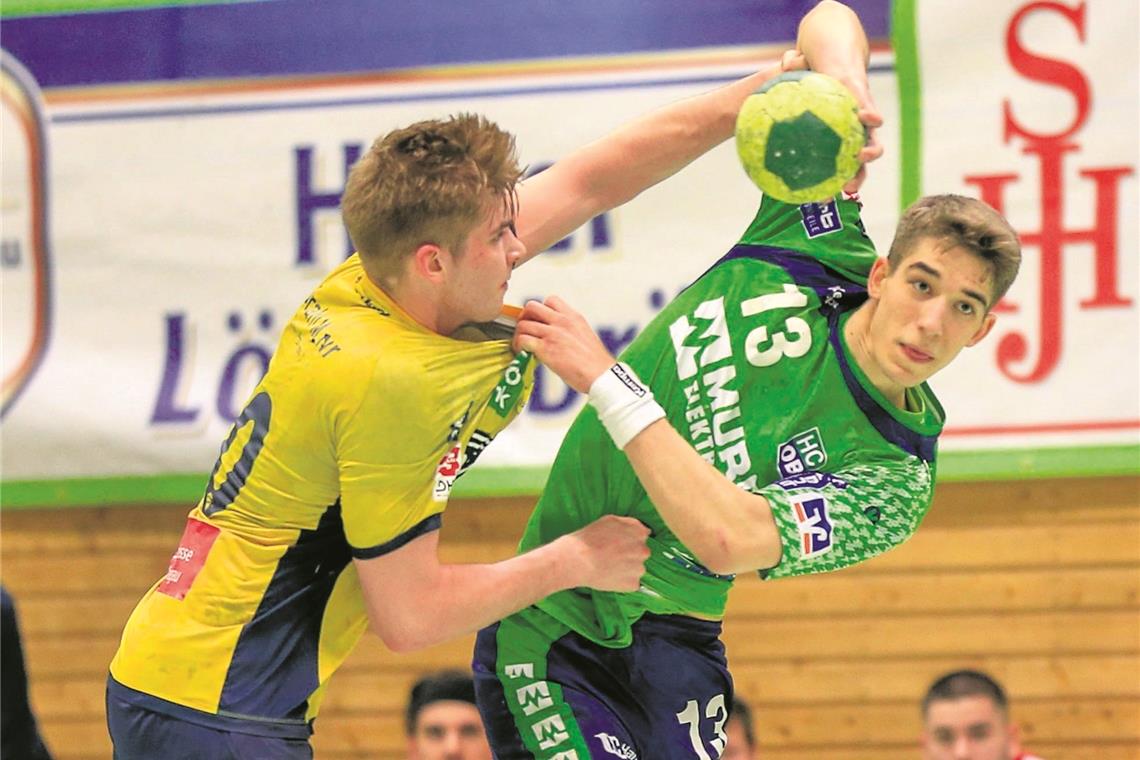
735, 70, 865, 204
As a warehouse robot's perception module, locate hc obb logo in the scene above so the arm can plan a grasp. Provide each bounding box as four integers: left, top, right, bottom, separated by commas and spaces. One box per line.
777, 427, 828, 477
792, 494, 833, 558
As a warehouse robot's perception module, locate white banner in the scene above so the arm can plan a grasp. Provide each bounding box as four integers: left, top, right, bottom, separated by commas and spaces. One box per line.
911, 0, 1139, 452
0, 7, 1136, 492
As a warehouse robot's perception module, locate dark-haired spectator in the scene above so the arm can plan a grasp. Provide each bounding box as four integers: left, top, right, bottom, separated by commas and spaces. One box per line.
921, 669, 1045, 760
406, 670, 490, 760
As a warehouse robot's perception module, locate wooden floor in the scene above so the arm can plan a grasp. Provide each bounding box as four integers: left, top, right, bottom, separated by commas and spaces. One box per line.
2, 476, 1137, 759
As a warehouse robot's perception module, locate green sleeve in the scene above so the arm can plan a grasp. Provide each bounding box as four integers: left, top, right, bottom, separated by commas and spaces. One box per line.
758, 459, 934, 580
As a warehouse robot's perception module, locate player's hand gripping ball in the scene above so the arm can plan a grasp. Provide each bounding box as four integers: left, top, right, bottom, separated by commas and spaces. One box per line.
735, 70, 865, 204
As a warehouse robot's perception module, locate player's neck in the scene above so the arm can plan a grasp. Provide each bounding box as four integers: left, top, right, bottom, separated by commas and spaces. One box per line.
370, 271, 456, 336
844, 304, 907, 410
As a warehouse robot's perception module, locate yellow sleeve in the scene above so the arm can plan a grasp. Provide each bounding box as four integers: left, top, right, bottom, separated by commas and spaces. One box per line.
336, 359, 447, 556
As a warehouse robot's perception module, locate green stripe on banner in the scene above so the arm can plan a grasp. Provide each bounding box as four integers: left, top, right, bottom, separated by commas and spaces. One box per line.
938, 444, 1140, 482
1, 0, 258, 19
891, 0, 923, 208
0, 466, 553, 510
0, 473, 208, 508
1, 447, 1135, 509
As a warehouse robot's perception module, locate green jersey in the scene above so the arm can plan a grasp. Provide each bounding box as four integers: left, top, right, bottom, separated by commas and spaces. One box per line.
520, 195, 944, 647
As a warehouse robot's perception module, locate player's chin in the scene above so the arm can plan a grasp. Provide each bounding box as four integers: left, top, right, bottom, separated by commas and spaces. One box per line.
900, 359, 941, 387
474, 299, 504, 324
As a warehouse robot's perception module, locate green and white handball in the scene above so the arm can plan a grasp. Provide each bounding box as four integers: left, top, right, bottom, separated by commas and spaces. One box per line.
735, 70, 865, 204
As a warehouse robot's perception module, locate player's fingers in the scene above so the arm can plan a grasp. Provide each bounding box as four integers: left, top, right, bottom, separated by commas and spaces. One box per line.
514, 318, 552, 340
861, 146, 884, 164
857, 106, 884, 129
543, 294, 577, 316
780, 49, 807, 72
520, 299, 559, 324
843, 165, 867, 195
512, 317, 551, 352
859, 132, 884, 161
513, 328, 552, 355
605, 514, 652, 537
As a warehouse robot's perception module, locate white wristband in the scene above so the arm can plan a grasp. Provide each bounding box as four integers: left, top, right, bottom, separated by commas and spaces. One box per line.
588, 363, 666, 450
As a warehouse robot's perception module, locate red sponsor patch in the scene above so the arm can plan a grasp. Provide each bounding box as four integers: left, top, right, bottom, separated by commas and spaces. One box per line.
433, 445, 464, 502
436, 445, 462, 477
157, 518, 220, 600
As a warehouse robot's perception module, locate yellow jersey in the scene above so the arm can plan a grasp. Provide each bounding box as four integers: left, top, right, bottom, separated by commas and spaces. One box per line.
109, 254, 533, 737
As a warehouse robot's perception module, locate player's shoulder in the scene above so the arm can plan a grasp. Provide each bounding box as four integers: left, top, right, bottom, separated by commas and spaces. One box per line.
735, 192, 876, 275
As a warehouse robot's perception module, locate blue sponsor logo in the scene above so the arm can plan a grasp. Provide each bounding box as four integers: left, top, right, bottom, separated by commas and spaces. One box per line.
776, 471, 849, 491
792, 495, 833, 557
799, 200, 843, 239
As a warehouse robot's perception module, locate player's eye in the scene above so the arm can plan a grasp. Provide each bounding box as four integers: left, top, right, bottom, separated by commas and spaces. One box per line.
910, 279, 932, 294
956, 301, 975, 316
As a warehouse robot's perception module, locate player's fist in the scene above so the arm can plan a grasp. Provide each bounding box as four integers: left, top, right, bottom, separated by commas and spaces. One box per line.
563, 515, 651, 593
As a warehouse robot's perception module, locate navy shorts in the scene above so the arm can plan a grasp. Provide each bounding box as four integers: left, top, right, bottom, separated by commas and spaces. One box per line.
474, 608, 732, 759
106, 678, 314, 760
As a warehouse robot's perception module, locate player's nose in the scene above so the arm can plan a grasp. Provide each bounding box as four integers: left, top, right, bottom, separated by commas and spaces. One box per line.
508, 228, 526, 268
917, 297, 946, 336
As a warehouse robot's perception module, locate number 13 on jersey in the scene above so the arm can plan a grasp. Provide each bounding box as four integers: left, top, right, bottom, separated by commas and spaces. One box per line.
669, 283, 812, 379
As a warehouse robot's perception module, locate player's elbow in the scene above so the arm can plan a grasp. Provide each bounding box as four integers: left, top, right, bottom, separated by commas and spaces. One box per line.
365, 604, 438, 652
693, 499, 783, 575
696, 537, 781, 576
381, 634, 426, 654
693, 537, 774, 576
370, 618, 434, 653
686, 531, 737, 576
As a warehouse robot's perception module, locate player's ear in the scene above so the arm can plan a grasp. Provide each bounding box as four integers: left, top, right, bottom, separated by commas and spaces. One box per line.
866, 256, 890, 298
412, 243, 446, 282
967, 312, 997, 347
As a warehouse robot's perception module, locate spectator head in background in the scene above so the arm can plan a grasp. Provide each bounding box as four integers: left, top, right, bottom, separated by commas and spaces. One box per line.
722, 695, 758, 760
921, 669, 1044, 760
406, 670, 491, 760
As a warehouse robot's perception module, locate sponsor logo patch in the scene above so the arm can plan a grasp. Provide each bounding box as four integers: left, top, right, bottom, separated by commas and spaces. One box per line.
610, 363, 647, 396
157, 518, 221, 600
532, 714, 572, 751
775, 471, 849, 491
490, 351, 531, 417
432, 445, 463, 502
799, 199, 843, 238
595, 733, 638, 759
791, 493, 833, 558
777, 426, 828, 477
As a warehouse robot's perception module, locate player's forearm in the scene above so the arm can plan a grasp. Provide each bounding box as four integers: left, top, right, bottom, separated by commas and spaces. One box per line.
796, 1, 870, 86
574, 63, 783, 209
623, 420, 783, 576
516, 61, 785, 261
368, 540, 584, 652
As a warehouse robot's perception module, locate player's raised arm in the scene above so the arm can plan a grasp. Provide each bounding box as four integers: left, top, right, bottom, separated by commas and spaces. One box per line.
512, 58, 800, 262
796, 0, 883, 191
513, 1, 881, 261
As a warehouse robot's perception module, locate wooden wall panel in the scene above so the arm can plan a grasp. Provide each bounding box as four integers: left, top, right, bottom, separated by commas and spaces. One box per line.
1, 475, 1136, 759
